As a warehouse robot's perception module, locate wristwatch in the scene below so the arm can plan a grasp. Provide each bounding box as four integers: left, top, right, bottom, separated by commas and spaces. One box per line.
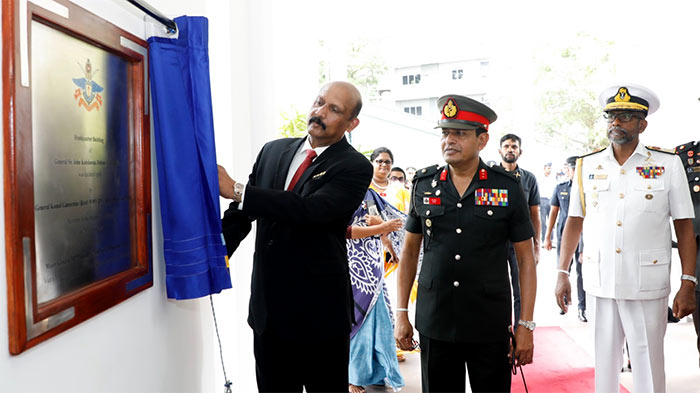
681, 274, 698, 286
233, 182, 244, 202
518, 320, 536, 332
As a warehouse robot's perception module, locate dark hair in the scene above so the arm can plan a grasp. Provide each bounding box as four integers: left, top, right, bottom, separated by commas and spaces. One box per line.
476, 128, 488, 136
350, 98, 363, 120
390, 167, 406, 177
370, 147, 394, 162
500, 133, 522, 146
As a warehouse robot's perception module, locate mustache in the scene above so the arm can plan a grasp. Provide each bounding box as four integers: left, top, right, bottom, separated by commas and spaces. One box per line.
608, 126, 627, 135
308, 116, 326, 130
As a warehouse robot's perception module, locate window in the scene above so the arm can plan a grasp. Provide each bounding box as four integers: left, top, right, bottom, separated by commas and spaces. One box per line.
403, 106, 423, 116
452, 69, 463, 80
402, 73, 421, 85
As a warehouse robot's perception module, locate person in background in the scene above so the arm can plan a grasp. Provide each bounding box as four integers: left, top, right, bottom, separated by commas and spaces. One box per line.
545, 156, 587, 322
499, 133, 541, 325
395, 94, 537, 392
674, 140, 700, 367
390, 167, 407, 188
369, 148, 411, 214
539, 161, 557, 246
555, 84, 696, 392
346, 190, 405, 393
405, 166, 417, 190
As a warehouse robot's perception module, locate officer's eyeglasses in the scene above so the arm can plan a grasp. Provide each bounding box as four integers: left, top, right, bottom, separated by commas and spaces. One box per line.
390, 176, 405, 182
374, 159, 393, 166
603, 112, 644, 123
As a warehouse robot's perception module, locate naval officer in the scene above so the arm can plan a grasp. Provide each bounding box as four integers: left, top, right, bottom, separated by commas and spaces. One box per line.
394, 94, 537, 392
555, 84, 697, 393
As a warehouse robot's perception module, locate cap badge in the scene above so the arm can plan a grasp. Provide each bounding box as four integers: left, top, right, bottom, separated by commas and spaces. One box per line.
614, 87, 631, 103
442, 98, 458, 118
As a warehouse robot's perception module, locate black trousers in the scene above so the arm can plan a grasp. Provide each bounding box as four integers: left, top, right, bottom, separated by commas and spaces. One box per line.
253, 330, 349, 392
419, 333, 512, 393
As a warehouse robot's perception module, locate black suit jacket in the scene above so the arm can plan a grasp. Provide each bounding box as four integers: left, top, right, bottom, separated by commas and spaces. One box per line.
222, 136, 372, 339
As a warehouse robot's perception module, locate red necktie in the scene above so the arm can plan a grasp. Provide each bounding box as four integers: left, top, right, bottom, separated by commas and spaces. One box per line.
287, 149, 317, 190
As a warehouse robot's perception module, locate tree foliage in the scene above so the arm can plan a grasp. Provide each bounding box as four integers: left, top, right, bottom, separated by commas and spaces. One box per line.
534, 33, 617, 153
279, 108, 308, 138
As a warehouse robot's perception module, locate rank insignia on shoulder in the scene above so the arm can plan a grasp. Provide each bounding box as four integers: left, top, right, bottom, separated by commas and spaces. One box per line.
475, 188, 508, 206
440, 168, 448, 181
588, 174, 608, 180
423, 197, 441, 205
636, 166, 665, 179
479, 168, 488, 180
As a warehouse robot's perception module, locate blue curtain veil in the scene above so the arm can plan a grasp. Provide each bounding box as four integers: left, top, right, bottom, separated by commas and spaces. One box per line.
148, 16, 231, 299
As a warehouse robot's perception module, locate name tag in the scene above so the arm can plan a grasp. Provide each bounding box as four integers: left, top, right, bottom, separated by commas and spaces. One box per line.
475, 188, 508, 206
423, 197, 441, 205
588, 174, 608, 180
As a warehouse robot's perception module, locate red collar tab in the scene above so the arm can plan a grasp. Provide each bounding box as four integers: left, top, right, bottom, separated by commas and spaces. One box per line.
479, 168, 488, 180
440, 168, 448, 181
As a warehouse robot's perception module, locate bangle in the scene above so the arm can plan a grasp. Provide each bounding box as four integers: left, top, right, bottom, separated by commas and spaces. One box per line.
396, 308, 409, 312
557, 269, 570, 276
681, 274, 698, 286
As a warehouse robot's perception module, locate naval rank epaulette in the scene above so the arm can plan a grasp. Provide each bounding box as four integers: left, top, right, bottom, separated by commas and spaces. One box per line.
489, 164, 520, 183
646, 145, 675, 154
414, 164, 442, 180
577, 146, 606, 159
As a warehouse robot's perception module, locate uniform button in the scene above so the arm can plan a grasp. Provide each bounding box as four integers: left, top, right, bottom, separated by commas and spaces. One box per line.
619, 193, 624, 199
454, 254, 461, 261
426, 210, 431, 216
653, 260, 658, 264
267, 240, 274, 246
616, 248, 621, 254
453, 281, 460, 287
593, 185, 597, 190
620, 169, 626, 174
436, 190, 441, 196
487, 210, 493, 216
456, 228, 462, 234
457, 203, 463, 208
616, 221, 622, 226
647, 185, 652, 190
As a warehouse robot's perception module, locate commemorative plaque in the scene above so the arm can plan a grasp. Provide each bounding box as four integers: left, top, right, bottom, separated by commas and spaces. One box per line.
3, 0, 152, 354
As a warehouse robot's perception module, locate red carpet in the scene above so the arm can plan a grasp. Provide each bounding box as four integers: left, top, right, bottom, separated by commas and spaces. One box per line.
511, 326, 630, 393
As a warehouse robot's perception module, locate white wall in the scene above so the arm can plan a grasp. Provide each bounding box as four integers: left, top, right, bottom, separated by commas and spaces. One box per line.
0, 0, 259, 391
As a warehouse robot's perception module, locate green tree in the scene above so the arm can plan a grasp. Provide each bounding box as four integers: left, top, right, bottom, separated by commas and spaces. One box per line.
278, 108, 308, 138
534, 33, 617, 153
346, 39, 388, 100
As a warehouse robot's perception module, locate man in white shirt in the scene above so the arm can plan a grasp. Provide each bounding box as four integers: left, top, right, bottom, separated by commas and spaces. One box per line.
554, 84, 697, 393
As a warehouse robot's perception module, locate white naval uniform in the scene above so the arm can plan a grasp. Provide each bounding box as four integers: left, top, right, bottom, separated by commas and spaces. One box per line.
569, 142, 695, 393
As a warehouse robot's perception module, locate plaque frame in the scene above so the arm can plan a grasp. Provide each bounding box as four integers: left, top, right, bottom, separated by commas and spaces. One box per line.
3, 0, 152, 354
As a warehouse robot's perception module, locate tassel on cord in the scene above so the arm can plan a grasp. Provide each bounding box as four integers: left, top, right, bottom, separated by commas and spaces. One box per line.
210, 295, 233, 393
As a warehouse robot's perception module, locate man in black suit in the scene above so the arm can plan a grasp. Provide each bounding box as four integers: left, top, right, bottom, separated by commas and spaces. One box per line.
217, 81, 373, 392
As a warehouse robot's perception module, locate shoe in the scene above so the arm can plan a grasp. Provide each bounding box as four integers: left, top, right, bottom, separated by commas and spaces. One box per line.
578, 309, 588, 323
559, 309, 565, 315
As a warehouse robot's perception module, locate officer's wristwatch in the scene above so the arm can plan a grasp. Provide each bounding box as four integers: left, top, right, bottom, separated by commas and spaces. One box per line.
681, 274, 698, 286
233, 182, 244, 202
518, 320, 536, 332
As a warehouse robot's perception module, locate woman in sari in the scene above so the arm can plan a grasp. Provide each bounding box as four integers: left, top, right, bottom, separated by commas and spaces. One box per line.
347, 188, 407, 393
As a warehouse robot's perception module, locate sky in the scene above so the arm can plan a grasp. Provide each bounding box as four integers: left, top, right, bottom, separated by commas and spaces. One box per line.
265, 0, 700, 170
